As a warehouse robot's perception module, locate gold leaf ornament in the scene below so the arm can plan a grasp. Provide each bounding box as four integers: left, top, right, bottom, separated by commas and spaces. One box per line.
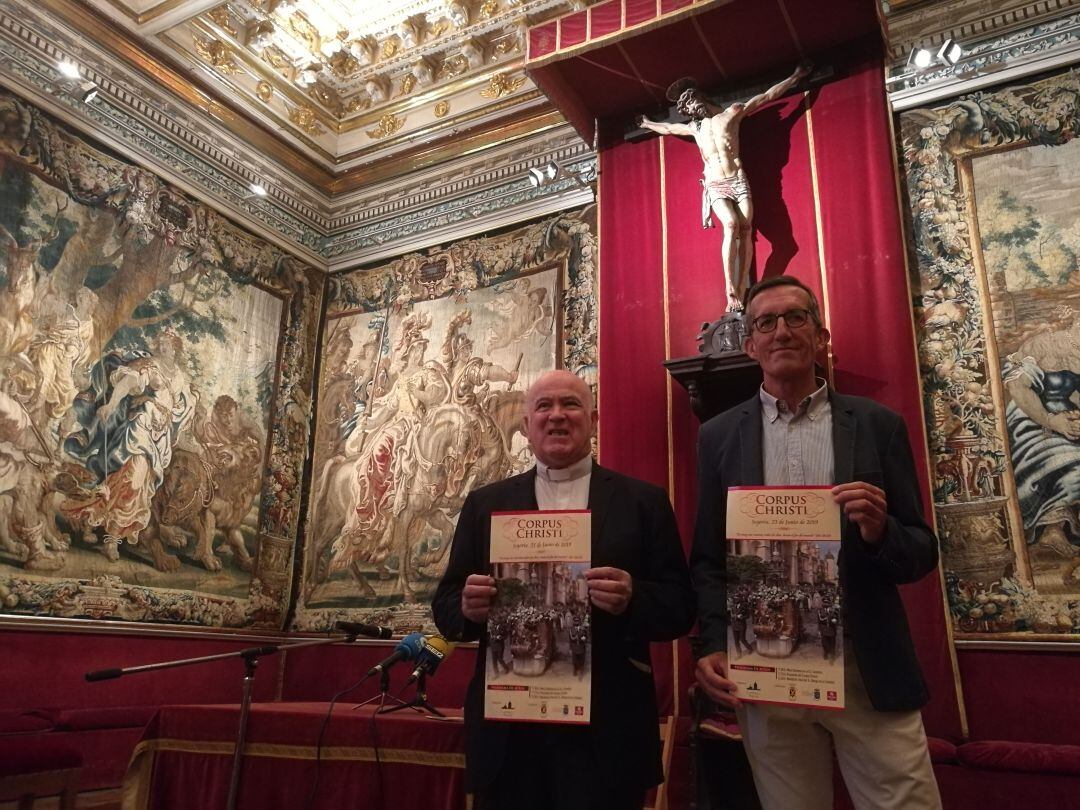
366, 113, 404, 139
256, 81, 274, 102
480, 72, 526, 99
287, 104, 327, 136
434, 100, 450, 117
207, 6, 238, 36
194, 36, 242, 75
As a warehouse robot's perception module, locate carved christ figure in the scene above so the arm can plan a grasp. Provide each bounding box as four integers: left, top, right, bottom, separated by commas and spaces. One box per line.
637, 63, 811, 311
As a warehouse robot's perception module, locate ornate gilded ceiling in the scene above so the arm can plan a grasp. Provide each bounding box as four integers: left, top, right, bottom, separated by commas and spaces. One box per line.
1, 0, 1077, 270
81, 0, 584, 170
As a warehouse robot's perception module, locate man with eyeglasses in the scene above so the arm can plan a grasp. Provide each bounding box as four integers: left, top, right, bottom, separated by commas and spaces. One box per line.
690, 276, 942, 809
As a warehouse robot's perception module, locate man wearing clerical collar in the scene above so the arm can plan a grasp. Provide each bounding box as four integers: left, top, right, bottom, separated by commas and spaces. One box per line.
433, 370, 694, 810
691, 276, 942, 809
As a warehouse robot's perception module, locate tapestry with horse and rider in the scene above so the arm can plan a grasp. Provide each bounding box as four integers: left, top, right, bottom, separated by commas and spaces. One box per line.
294, 208, 598, 633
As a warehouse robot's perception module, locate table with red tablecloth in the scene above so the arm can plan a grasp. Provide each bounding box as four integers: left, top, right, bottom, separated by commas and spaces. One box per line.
122, 702, 466, 809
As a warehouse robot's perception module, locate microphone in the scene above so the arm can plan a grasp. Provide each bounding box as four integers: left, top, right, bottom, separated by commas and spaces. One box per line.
365, 632, 425, 677
335, 621, 394, 640
85, 668, 122, 682
405, 634, 453, 685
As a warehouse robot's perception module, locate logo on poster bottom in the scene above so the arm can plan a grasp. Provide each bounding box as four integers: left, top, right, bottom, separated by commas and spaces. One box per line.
827, 691, 838, 701
788, 687, 797, 700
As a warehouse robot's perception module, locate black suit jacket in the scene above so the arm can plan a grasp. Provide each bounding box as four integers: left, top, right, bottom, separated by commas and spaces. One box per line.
432, 462, 695, 793
691, 392, 938, 712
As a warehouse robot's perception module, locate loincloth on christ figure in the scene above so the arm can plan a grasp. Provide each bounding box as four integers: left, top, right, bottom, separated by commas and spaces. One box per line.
700, 171, 750, 228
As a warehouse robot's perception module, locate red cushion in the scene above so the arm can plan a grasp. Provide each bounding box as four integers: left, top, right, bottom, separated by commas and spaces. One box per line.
0, 709, 57, 735
958, 740, 1080, 776
698, 709, 742, 741
56, 705, 157, 731
0, 737, 81, 776
927, 736, 958, 763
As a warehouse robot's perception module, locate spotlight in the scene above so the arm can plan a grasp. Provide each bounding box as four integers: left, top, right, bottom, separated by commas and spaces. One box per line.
937, 39, 963, 66
249, 183, 268, 196
79, 82, 99, 103
543, 161, 558, 181
907, 47, 933, 70
528, 167, 545, 187
57, 60, 81, 79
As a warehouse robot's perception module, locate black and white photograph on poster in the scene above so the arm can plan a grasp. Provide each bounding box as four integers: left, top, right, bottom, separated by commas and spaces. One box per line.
486, 560, 592, 723
485, 510, 592, 723
726, 538, 845, 708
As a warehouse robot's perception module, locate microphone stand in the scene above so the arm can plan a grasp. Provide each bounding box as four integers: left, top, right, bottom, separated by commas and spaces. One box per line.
85, 632, 362, 810
378, 671, 445, 718
352, 664, 408, 712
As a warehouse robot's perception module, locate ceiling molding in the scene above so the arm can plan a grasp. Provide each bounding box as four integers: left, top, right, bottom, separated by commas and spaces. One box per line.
884, 0, 1077, 62
0, 0, 595, 272
887, 8, 1080, 110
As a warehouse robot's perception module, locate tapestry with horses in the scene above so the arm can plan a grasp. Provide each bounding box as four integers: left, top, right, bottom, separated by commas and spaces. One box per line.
294, 207, 598, 632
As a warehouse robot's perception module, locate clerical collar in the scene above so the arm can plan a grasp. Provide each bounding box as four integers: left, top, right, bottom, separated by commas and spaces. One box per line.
536, 455, 593, 483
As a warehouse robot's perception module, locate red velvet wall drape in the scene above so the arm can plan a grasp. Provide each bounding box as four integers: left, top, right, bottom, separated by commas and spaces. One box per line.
598, 36, 964, 739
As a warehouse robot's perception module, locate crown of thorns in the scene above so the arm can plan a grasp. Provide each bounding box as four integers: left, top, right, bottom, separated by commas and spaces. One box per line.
666, 77, 698, 103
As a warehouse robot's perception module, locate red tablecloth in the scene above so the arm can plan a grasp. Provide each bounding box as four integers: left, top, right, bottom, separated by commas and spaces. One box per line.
123, 702, 466, 809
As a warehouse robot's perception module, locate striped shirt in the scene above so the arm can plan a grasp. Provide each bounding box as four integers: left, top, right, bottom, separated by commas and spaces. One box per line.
760, 380, 834, 486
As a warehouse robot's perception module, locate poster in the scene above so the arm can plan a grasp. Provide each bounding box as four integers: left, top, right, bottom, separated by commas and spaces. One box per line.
725, 487, 844, 709
485, 510, 591, 724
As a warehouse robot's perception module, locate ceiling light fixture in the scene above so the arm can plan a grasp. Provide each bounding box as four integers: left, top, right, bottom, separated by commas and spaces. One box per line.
527, 162, 561, 188
937, 39, 963, 66
57, 60, 81, 79
907, 47, 933, 70
249, 183, 268, 196
79, 82, 99, 103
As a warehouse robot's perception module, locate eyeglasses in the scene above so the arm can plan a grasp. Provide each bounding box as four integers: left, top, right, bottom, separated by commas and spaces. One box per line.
750, 308, 815, 333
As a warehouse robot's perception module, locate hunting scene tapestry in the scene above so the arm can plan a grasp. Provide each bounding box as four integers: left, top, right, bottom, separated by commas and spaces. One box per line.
901, 70, 1080, 641
293, 207, 598, 633
0, 91, 322, 629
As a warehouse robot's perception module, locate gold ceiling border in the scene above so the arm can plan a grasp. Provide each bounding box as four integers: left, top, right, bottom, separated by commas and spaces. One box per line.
98, 0, 192, 26
330, 89, 547, 166
327, 107, 565, 194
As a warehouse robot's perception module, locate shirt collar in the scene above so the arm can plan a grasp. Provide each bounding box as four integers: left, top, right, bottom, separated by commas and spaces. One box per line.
536, 454, 593, 483
759, 378, 830, 422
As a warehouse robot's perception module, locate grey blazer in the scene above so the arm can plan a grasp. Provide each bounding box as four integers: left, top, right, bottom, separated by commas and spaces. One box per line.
691, 391, 938, 711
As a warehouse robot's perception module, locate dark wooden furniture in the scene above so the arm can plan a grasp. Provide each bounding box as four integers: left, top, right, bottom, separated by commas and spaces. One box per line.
664, 351, 763, 422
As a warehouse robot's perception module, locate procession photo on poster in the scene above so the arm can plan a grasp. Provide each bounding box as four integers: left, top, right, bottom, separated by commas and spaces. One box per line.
485, 511, 592, 723
726, 537, 844, 708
